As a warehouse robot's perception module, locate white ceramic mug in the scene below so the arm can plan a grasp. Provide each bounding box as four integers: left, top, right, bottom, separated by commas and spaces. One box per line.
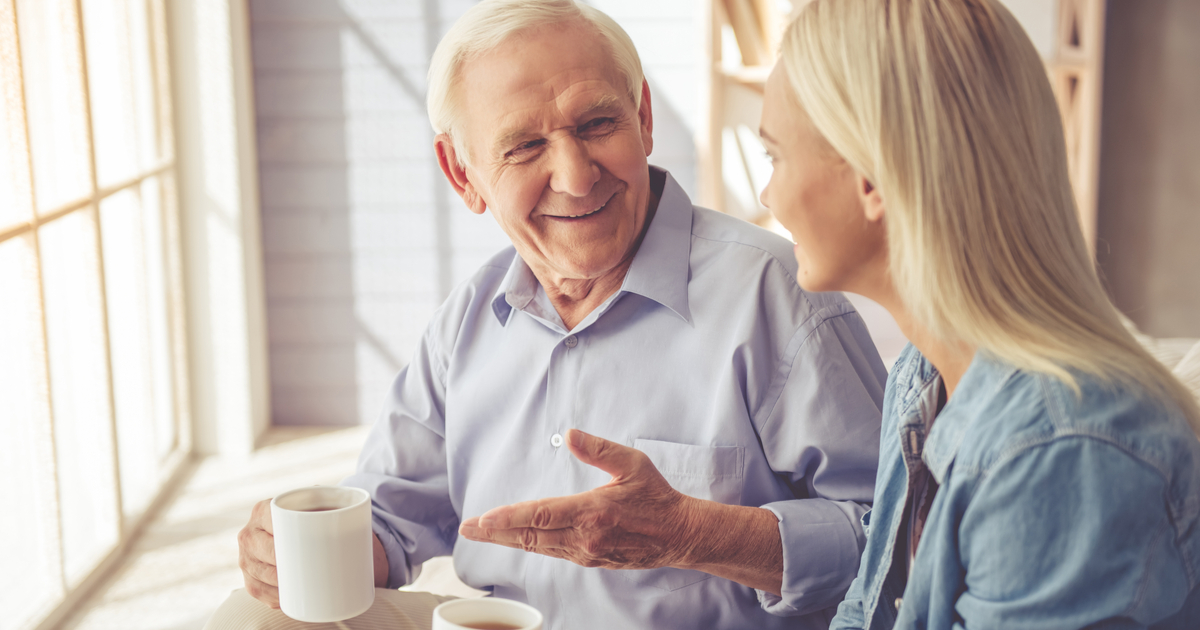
432, 598, 543, 630
271, 486, 375, 622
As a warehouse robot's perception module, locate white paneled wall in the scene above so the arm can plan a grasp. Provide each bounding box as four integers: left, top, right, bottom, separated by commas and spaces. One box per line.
250, 0, 704, 425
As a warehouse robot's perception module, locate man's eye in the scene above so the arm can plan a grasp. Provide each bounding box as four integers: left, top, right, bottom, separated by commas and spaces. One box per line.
580, 118, 615, 133
506, 139, 545, 159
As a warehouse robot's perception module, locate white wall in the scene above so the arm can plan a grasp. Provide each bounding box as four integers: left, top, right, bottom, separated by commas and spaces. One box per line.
250, 0, 703, 426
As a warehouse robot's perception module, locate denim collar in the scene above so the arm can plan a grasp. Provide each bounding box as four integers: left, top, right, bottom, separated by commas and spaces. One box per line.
490, 167, 693, 328
897, 350, 1018, 484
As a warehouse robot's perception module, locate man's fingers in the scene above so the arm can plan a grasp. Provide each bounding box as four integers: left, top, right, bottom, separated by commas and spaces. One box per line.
251, 499, 275, 535
459, 523, 576, 553
477, 495, 590, 530
252, 527, 277, 565
566, 429, 646, 480
240, 551, 279, 588
243, 571, 280, 608
238, 498, 281, 609
239, 521, 277, 566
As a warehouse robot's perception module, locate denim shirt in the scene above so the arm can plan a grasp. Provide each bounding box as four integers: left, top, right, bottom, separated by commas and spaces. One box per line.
831, 344, 1200, 629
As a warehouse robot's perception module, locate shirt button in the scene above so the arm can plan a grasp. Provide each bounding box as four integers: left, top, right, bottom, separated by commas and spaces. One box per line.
894, 597, 903, 610
564, 335, 578, 348
550, 433, 564, 448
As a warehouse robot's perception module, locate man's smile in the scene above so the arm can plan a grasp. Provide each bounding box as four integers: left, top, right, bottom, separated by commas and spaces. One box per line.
546, 192, 617, 221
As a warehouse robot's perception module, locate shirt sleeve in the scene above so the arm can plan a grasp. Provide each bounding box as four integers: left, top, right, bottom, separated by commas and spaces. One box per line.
340, 323, 459, 589
951, 437, 1192, 629
755, 308, 888, 616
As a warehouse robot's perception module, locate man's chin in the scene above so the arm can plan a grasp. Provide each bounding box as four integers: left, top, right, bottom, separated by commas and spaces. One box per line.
547, 251, 633, 282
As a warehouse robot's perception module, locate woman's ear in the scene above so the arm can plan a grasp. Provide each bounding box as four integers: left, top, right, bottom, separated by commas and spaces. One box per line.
435, 133, 487, 215
860, 175, 884, 223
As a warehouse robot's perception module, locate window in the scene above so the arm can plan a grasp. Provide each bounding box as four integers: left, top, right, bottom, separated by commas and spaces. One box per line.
0, 1, 188, 628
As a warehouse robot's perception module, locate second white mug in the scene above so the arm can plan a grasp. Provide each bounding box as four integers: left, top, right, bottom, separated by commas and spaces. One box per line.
432, 598, 543, 630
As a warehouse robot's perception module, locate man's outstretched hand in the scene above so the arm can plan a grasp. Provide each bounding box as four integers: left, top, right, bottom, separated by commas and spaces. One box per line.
459, 429, 701, 571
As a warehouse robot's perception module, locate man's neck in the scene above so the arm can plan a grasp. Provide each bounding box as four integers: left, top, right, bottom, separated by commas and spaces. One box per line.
535, 177, 663, 331
541, 261, 636, 331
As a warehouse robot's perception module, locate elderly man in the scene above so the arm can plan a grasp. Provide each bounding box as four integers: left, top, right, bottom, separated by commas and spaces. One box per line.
207, 1, 886, 629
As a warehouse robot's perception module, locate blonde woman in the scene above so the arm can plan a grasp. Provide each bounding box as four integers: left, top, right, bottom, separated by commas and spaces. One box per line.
759, 0, 1200, 627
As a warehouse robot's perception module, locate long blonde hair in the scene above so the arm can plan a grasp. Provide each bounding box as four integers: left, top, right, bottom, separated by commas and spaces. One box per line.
781, 0, 1200, 433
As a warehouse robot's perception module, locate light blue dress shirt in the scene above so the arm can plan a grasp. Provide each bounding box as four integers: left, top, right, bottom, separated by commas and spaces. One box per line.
831, 345, 1200, 629
343, 168, 888, 630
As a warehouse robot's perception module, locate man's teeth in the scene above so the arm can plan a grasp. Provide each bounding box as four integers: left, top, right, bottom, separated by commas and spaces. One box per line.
567, 202, 606, 218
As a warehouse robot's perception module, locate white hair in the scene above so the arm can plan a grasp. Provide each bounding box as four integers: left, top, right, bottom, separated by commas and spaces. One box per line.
781, 0, 1200, 434
426, 0, 644, 160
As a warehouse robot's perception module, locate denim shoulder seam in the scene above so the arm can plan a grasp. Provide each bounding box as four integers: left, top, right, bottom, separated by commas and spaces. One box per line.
976, 433, 1193, 596
983, 430, 1171, 483
980, 431, 1182, 556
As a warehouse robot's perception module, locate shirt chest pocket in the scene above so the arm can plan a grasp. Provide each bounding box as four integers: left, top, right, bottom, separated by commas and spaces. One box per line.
634, 439, 746, 504
614, 439, 746, 592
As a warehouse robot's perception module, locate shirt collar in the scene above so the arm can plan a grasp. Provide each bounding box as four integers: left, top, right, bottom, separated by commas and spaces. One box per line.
618, 167, 693, 324
921, 351, 1018, 483
490, 166, 694, 326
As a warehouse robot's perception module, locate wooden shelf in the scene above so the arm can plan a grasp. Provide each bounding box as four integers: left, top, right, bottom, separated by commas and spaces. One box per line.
698, 0, 1106, 252
718, 65, 771, 92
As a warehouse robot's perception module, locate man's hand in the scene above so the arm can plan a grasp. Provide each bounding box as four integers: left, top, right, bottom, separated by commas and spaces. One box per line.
459, 429, 700, 570
237, 498, 391, 608
237, 499, 280, 607
459, 429, 784, 594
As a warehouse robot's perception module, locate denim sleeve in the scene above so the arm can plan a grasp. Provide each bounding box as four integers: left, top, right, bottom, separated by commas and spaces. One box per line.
954, 437, 1192, 629
829, 560, 869, 629
755, 310, 887, 616
340, 324, 459, 589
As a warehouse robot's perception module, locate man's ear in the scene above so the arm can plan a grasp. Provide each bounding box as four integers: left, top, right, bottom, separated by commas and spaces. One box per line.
435, 133, 487, 215
637, 79, 653, 157
860, 175, 884, 223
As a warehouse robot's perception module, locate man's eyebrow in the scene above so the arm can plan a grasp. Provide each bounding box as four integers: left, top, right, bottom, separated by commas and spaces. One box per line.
576, 94, 624, 118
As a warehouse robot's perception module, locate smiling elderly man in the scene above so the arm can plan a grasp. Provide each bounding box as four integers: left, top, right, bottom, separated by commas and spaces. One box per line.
207, 1, 886, 629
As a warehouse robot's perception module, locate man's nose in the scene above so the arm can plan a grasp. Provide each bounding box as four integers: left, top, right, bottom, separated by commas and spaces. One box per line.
548, 137, 600, 197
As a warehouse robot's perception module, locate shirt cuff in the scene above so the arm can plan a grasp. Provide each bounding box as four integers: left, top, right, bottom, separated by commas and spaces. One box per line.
371, 516, 422, 589
757, 499, 868, 616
